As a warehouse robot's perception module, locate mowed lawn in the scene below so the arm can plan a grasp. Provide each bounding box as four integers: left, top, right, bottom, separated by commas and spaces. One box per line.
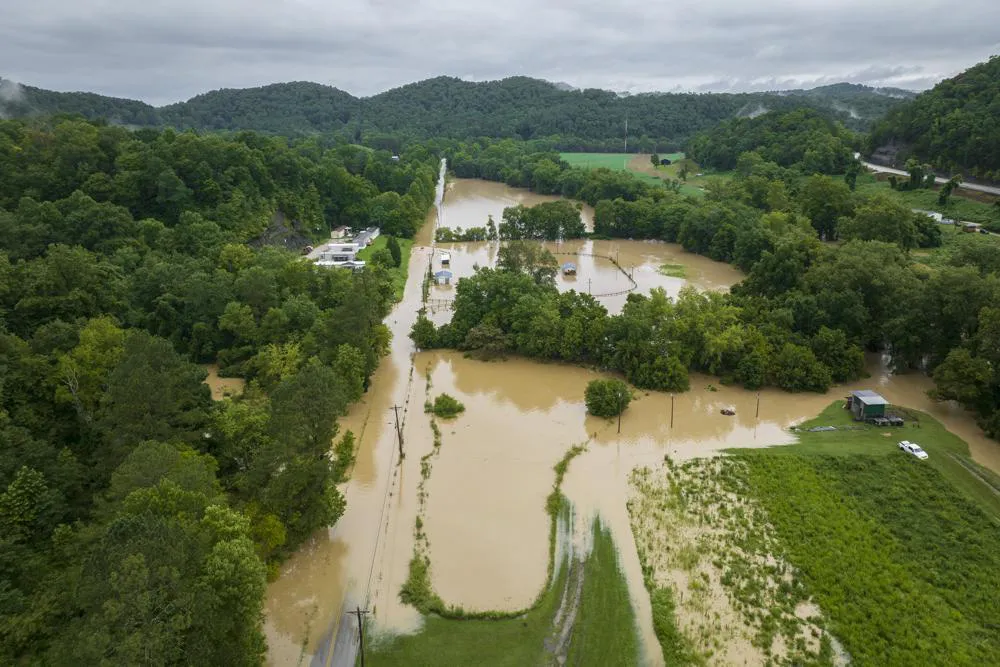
560, 153, 635, 170
743, 400, 1000, 519
355, 235, 413, 301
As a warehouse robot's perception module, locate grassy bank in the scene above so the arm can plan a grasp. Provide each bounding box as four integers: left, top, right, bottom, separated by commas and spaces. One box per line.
356, 235, 413, 300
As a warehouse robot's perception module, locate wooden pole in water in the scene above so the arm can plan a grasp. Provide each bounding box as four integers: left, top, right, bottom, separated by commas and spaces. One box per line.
618, 390, 623, 434
755, 393, 760, 419
352, 606, 369, 667
670, 394, 675, 428
391, 404, 404, 461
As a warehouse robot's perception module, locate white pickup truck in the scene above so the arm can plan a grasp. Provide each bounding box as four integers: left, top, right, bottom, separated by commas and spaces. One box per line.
898, 441, 929, 460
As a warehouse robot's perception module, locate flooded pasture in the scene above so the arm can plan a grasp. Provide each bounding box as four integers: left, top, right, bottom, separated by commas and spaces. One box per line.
426, 178, 741, 317
264, 171, 1000, 666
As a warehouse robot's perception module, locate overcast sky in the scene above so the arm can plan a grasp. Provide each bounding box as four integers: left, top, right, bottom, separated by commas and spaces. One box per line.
2, 0, 998, 105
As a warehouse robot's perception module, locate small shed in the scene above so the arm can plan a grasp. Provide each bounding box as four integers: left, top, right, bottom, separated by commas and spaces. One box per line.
847, 390, 888, 421
440, 252, 451, 266
562, 262, 577, 275
434, 270, 453, 285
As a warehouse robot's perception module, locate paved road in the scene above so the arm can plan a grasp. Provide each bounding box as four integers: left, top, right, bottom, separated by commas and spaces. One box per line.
861, 160, 1000, 196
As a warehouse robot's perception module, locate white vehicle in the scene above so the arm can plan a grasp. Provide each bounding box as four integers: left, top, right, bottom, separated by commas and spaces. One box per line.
898, 440, 929, 460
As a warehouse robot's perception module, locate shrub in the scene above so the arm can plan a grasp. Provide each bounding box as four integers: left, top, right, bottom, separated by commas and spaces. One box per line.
585, 378, 631, 418
427, 393, 465, 418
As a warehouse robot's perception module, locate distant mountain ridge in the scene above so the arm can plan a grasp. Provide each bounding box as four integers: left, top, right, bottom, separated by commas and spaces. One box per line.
0, 74, 914, 148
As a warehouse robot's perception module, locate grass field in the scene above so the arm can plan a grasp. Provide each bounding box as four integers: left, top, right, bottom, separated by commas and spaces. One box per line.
732, 451, 1000, 665
748, 401, 1000, 519
559, 152, 733, 199
628, 401, 1000, 665
560, 153, 635, 171
355, 235, 413, 301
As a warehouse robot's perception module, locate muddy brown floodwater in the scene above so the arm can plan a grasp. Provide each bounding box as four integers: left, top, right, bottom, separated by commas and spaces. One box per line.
202, 364, 245, 400
264, 171, 1000, 667
426, 179, 742, 321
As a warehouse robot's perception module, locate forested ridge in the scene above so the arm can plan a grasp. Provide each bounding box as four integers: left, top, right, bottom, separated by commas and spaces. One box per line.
0, 117, 438, 663
867, 55, 1000, 178
416, 137, 1000, 437
1, 75, 907, 148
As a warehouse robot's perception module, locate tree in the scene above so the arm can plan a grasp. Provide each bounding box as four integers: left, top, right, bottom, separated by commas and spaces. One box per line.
931, 348, 993, 410
97, 331, 212, 476
52, 483, 267, 666
838, 194, 919, 250
497, 241, 558, 285
650, 153, 660, 168
844, 159, 862, 191
585, 378, 632, 418
938, 175, 962, 205
799, 175, 852, 240
410, 312, 439, 350
386, 235, 402, 267
54, 316, 125, 422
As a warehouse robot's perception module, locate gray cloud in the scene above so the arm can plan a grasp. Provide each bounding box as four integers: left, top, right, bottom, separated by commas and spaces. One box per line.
1, 0, 998, 104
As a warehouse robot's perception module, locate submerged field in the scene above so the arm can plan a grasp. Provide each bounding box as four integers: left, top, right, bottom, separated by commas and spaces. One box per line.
630, 403, 1000, 666
368, 446, 643, 666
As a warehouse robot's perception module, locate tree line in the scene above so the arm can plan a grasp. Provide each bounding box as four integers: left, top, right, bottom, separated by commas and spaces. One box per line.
0, 117, 439, 663
415, 136, 1000, 438
1, 75, 907, 149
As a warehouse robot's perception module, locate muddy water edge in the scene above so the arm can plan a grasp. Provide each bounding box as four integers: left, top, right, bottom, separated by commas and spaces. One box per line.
264, 174, 1000, 666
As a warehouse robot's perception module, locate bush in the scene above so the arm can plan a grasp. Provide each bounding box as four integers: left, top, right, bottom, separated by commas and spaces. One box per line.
585, 379, 631, 418
427, 393, 465, 418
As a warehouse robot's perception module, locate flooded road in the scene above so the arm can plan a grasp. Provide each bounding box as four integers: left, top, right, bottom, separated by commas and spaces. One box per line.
264, 171, 1000, 666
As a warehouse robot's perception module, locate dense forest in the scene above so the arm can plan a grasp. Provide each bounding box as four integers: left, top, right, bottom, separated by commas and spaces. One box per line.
686, 108, 857, 174
0, 117, 438, 663
416, 137, 1000, 437
867, 55, 1000, 179
1, 75, 907, 149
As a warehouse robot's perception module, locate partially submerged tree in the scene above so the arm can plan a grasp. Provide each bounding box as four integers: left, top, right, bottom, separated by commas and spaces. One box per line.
585, 379, 632, 418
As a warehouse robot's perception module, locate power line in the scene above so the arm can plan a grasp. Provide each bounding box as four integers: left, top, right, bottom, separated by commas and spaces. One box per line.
350, 606, 369, 667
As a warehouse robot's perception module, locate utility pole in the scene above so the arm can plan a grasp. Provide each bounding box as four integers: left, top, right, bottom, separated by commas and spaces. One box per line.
588, 278, 591, 295
755, 392, 760, 419
624, 112, 629, 154
617, 390, 624, 434
670, 394, 675, 429
391, 405, 404, 460
351, 606, 369, 667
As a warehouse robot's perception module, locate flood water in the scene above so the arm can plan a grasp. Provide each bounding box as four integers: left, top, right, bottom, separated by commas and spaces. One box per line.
203, 364, 245, 400
427, 179, 741, 316
264, 171, 1000, 666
